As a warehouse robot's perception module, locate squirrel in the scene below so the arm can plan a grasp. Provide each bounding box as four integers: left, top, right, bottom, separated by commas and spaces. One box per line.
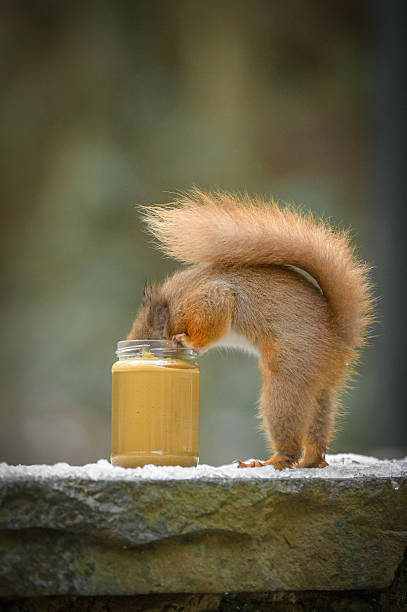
128, 189, 373, 469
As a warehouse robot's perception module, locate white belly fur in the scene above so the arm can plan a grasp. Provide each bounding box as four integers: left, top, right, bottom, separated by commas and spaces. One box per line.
214, 329, 260, 357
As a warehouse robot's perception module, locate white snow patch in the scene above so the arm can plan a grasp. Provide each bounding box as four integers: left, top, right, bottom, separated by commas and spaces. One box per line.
0, 454, 406, 482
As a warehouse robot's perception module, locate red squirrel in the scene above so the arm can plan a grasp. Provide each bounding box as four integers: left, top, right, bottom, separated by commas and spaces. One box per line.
128, 189, 373, 469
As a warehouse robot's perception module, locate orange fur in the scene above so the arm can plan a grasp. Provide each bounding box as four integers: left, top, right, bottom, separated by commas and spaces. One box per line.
129, 190, 374, 469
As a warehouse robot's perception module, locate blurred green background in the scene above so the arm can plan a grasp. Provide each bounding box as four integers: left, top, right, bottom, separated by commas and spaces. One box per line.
1, 0, 405, 466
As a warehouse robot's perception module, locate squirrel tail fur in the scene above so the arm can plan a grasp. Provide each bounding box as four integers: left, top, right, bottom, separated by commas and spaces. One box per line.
142, 189, 374, 349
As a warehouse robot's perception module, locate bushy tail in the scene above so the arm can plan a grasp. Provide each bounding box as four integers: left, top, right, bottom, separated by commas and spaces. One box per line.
142, 189, 374, 348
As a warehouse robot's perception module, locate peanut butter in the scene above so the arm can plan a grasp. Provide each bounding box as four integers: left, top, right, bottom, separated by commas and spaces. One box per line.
111, 346, 200, 468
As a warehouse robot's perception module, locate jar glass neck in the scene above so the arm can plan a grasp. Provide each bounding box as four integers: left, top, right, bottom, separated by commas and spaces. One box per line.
116, 340, 197, 361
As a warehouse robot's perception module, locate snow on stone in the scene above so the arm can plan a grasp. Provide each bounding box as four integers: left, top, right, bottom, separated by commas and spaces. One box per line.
0, 453, 406, 482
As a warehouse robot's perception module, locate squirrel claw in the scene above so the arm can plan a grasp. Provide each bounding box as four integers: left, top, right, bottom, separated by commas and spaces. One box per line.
296, 457, 329, 469
172, 333, 201, 354
235, 454, 297, 470
235, 459, 265, 468
172, 333, 188, 347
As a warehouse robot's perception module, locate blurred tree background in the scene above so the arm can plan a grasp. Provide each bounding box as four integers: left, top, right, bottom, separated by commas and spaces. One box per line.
1, 0, 406, 465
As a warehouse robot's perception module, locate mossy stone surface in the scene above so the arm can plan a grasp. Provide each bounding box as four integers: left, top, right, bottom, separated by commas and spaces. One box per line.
0, 462, 406, 596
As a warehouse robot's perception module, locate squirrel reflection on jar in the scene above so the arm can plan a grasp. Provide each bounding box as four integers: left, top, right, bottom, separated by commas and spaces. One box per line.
128, 189, 374, 469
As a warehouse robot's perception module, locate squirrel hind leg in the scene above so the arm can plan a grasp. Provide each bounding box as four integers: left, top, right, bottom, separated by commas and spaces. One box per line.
297, 388, 338, 469
237, 345, 342, 471
255, 351, 314, 470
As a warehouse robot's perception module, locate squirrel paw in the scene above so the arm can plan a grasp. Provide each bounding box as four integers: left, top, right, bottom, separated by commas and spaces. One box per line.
234, 459, 265, 468
172, 333, 201, 354
172, 333, 191, 348
235, 453, 296, 470
296, 457, 328, 469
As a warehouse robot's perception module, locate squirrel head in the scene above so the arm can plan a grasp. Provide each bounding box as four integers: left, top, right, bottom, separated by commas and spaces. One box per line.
129, 282, 170, 340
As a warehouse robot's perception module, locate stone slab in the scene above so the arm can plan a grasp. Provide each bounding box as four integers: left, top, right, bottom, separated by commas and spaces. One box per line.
0, 455, 406, 597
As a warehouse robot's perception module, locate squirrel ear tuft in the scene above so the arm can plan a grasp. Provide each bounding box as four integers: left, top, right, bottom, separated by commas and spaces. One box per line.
142, 281, 153, 303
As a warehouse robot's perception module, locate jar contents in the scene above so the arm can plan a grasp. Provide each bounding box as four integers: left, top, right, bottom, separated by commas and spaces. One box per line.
111, 341, 200, 468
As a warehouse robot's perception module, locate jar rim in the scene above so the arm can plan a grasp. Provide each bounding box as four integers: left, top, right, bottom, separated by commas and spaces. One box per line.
116, 339, 197, 360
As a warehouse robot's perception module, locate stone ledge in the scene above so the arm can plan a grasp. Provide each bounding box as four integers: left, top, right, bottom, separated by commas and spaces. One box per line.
0, 455, 406, 597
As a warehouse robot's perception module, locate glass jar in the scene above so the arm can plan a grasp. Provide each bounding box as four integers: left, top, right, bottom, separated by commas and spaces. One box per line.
111, 340, 200, 468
